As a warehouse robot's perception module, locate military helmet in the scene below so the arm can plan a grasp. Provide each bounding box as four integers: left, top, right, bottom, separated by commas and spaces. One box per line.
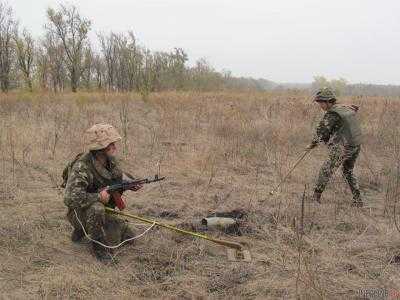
314, 87, 336, 102
85, 123, 122, 151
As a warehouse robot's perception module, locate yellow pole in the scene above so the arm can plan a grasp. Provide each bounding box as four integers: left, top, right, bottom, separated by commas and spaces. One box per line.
105, 207, 243, 250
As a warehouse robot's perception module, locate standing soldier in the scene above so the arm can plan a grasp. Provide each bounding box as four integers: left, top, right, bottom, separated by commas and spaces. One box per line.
307, 88, 363, 207
63, 123, 141, 262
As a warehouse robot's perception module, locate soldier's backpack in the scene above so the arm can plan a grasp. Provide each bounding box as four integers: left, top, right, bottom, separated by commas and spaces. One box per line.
61, 153, 84, 188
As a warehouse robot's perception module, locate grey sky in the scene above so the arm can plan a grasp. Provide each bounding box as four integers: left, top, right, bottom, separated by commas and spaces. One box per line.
10, 0, 400, 84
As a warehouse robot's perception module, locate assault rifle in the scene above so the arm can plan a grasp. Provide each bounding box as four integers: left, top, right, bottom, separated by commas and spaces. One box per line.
105, 175, 165, 210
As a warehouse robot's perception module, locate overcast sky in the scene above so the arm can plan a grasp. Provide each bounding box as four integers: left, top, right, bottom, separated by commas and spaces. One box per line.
10, 0, 400, 84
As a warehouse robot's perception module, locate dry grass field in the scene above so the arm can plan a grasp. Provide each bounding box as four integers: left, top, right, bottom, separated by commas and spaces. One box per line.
1, 91, 400, 299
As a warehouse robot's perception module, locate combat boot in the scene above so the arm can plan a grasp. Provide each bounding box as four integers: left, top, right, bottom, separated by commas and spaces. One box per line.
71, 228, 85, 243
92, 242, 112, 263
312, 192, 322, 204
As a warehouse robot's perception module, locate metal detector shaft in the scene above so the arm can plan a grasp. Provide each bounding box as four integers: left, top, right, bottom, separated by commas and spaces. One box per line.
270, 149, 311, 195
105, 207, 243, 250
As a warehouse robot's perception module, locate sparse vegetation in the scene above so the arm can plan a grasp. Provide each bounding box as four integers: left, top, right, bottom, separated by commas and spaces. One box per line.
0, 90, 399, 298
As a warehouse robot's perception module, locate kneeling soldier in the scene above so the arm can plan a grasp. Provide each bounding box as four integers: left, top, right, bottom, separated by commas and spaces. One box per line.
63, 123, 141, 262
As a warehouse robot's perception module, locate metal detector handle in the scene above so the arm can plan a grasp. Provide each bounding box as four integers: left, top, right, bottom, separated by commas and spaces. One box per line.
269, 148, 312, 195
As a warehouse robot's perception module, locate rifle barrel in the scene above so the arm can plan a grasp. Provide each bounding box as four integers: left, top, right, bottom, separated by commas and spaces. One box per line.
107, 176, 165, 192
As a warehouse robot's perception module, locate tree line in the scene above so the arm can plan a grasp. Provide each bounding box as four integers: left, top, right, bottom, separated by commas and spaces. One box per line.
311, 76, 400, 97
2, 2, 399, 96
1, 2, 266, 94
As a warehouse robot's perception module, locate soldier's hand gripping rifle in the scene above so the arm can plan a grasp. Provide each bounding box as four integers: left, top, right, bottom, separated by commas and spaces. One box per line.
104, 175, 165, 210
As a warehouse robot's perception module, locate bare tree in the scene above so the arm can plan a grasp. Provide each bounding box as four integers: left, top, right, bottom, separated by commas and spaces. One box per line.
14, 28, 34, 91
81, 45, 93, 90
126, 31, 142, 90
46, 4, 91, 92
169, 47, 188, 89
98, 32, 195, 94
138, 48, 156, 97
0, 2, 230, 93
98, 31, 144, 92
92, 53, 105, 90
0, 2, 16, 92
36, 46, 49, 90
98, 32, 118, 91
39, 32, 67, 92
152, 47, 187, 90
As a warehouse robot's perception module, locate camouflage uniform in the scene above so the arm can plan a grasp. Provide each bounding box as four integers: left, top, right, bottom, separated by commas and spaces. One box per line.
310, 89, 363, 204
64, 151, 133, 246
63, 124, 135, 258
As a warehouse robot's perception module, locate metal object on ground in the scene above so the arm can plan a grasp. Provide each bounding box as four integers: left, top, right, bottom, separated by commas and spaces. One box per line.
201, 217, 236, 228
105, 207, 251, 261
201, 216, 241, 236
269, 149, 312, 195
227, 248, 251, 262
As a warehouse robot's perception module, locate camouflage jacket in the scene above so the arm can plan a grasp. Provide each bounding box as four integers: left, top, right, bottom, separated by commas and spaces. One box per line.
311, 105, 362, 147
63, 152, 123, 210
311, 111, 342, 147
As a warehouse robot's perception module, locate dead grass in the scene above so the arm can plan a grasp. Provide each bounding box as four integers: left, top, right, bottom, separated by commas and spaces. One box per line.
1, 90, 400, 298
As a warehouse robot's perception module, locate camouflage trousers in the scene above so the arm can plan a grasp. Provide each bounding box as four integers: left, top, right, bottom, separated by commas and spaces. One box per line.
67, 202, 133, 246
314, 144, 361, 201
